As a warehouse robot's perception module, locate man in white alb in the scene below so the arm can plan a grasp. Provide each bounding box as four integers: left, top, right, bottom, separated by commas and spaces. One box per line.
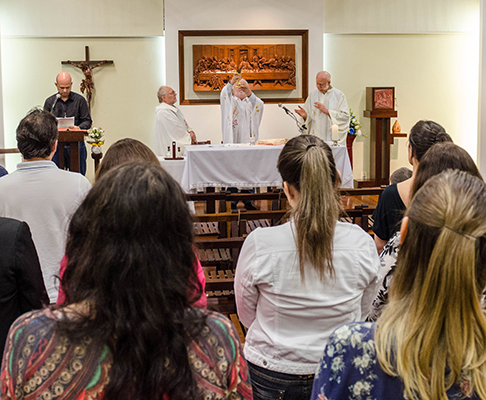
220, 74, 263, 143
295, 71, 350, 145
153, 86, 197, 156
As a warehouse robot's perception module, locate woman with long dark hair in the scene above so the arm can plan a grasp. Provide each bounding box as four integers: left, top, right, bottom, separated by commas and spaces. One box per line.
55, 137, 206, 307
1, 162, 251, 400
312, 170, 486, 400
235, 135, 380, 400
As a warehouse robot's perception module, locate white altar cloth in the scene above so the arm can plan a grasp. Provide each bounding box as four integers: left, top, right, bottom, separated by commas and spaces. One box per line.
178, 143, 353, 192
158, 157, 186, 185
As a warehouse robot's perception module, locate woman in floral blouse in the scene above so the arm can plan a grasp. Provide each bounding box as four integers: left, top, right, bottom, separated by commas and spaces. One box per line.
312, 170, 486, 400
1, 162, 252, 400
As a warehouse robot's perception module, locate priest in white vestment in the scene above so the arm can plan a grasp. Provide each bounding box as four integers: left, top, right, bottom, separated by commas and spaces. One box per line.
295, 71, 350, 145
221, 74, 263, 143
153, 86, 197, 156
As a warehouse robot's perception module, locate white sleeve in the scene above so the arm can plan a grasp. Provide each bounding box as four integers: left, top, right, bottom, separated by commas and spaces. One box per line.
235, 232, 259, 328
220, 84, 234, 143
249, 94, 264, 140
76, 176, 92, 205
157, 109, 189, 138
328, 92, 350, 145
302, 92, 313, 132
153, 108, 190, 156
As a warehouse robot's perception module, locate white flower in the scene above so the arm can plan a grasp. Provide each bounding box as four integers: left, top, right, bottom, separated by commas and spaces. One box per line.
331, 356, 344, 372
356, 129, 363, 136
353, 381, 364, 396
335, 325, 351, 341
361, 353, 371, 368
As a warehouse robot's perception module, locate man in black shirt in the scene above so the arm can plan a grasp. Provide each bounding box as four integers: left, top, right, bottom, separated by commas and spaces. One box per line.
43, 72, 92, 175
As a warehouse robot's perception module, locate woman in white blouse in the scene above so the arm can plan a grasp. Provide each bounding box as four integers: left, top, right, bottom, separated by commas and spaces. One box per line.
235, 135, 381, 400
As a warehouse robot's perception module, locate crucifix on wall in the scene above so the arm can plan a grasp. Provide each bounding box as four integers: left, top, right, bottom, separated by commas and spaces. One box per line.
61, 46, 114, 109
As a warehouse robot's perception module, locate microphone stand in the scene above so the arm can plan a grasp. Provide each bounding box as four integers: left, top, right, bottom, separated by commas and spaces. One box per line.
281, 107, 307, 135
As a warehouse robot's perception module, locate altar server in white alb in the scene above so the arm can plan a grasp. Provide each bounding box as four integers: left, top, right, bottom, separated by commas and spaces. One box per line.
153, 86, 197, 156
295, 71, 350, 145
221, 74, 263, 143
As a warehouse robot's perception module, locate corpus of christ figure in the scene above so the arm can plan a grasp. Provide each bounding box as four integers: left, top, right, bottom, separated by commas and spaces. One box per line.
62, 46, 113, 109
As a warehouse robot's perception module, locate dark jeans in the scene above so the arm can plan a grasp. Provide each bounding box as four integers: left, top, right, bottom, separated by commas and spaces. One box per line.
228, 187, 255, 209
248, 361, 314, 400
52, 142, 87, 175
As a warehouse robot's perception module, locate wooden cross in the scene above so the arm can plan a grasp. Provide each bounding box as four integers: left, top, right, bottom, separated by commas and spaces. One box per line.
61, 46, 113, 109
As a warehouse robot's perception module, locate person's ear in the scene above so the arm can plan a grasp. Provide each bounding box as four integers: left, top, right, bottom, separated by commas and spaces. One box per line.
283, 181, 291, 200
399, 216, 409, 244
51, 140, 58, 157
335, 170, 342, 189
283, 181, 299, 207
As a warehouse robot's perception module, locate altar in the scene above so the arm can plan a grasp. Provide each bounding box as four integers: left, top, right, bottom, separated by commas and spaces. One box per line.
160, 143, 353, 191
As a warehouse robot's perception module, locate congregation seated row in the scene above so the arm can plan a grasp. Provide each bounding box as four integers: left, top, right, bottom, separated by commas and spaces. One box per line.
1, 109, 486, 400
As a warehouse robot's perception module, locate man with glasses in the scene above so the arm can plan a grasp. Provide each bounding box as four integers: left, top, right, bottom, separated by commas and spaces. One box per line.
295, 71, 350, 145
153, 86, 197, 157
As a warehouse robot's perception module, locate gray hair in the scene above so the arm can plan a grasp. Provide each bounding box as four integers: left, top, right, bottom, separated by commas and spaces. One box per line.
390, 167, 413, 185
157, 86, 168, 103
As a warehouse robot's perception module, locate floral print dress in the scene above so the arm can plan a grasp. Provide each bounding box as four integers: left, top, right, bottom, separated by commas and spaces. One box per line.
310, 322, 479, 400
367, 232, 400, 322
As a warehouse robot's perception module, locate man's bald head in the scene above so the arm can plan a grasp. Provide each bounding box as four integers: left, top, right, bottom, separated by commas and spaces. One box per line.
56, 72, 72, 85
316, 71, 331, 94
157, 86, 177, 105
55, 72, 73, 100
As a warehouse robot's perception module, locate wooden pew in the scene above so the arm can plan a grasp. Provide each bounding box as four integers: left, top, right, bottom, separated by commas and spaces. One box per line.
196, 237, 247, 341
195, 237, 245, 269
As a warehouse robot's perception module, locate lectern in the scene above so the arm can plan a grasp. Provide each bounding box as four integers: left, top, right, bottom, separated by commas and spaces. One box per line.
357, 87, 406, 187
58, 128, 87, 173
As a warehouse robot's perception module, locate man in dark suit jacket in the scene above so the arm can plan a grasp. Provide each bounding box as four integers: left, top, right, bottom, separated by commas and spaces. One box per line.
0, 217, 48, 355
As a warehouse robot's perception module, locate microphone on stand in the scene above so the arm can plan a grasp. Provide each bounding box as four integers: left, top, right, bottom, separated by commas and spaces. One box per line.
51, 94, 61, 114
278, 103, 292, 114
278, 103, 307, 134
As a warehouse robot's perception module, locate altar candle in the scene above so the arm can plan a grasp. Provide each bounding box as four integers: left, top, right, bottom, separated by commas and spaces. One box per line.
332, 124, 339, 141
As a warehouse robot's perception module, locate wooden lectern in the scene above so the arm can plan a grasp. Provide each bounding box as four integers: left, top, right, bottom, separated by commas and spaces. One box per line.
58, 128, 87, 173
356, 87, 406, 187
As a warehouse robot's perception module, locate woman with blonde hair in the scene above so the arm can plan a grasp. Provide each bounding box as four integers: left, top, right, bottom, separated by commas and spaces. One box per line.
235, 135, 380, 400
368, 142, 482, 320
312, 169, 486, 400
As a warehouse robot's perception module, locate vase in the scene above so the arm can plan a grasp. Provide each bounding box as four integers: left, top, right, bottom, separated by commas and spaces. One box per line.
346, 134, 356, 168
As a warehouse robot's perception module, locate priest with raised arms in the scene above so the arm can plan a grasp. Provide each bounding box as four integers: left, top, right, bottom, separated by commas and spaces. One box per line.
221, 73, 263, 143
295, 71, 350, 145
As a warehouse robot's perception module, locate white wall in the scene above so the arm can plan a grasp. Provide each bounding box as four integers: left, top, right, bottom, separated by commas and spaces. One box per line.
164, 0, 324, 146
326, 33, 480, 180
0, 0, 163, 37
323, 0, 479, 34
